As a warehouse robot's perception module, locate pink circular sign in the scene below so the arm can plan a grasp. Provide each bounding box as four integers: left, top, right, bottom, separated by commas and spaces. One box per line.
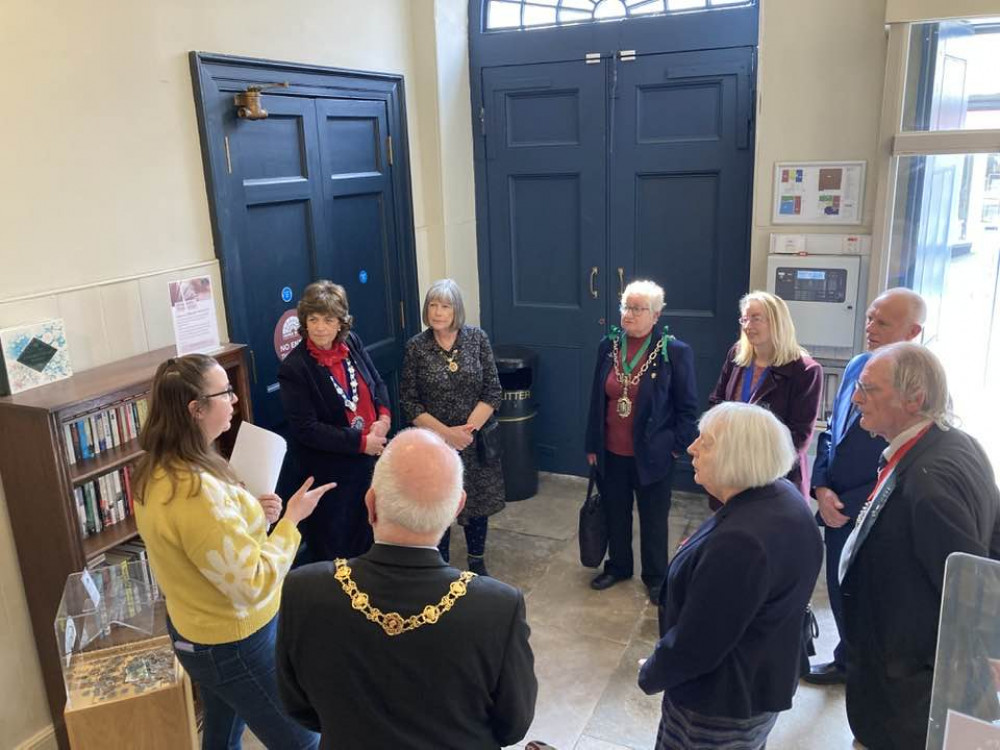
274, 309, 302, 361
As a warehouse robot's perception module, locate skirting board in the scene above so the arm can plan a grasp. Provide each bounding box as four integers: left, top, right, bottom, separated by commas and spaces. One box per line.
16, 725, 57, 750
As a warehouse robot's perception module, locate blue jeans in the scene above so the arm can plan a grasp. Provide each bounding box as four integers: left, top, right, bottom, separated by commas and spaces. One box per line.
168, 616, 319, 750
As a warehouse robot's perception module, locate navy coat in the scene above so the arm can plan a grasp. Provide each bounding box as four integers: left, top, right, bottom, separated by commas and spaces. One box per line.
277, 331, 389, 487
585, 326, 699, 487
639, 480, 823, 718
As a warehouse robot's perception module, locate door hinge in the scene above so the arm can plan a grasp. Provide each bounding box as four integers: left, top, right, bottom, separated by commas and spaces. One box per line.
585, 52, 601, 65
479, 106, 486, 136
399, 301, 405, 330
224, 135, 233, 174
619, 49, 637, 62
386, 135, 394, 167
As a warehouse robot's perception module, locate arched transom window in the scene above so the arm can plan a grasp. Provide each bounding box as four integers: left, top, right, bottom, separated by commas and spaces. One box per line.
486, 0, 750, 31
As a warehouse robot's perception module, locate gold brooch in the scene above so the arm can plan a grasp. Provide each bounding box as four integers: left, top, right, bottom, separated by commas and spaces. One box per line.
332, 558, 476, 636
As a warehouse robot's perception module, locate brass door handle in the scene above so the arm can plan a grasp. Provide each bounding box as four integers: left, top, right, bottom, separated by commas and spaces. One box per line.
589, 267, 599, 299
617, 267, 625, 296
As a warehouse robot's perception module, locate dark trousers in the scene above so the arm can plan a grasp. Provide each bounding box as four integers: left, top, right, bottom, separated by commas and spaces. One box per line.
438, 516, 488, 562
824, 520, 855, 668
602, 451, 672, 586
299, 457, 375, 564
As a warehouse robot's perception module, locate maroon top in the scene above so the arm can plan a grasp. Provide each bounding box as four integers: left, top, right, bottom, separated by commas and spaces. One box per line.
604, 336, 649, 457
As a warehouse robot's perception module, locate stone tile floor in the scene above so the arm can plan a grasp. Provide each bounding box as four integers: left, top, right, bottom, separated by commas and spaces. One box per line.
244, 473, 858, 749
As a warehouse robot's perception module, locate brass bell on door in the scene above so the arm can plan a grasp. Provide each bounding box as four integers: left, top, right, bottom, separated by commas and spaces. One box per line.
234, 82, 290, 120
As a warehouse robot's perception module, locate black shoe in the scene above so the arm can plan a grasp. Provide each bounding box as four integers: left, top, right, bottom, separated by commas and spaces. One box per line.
467, 557, 489, 577
590, 572, 626, 591
803, 661, 846, 685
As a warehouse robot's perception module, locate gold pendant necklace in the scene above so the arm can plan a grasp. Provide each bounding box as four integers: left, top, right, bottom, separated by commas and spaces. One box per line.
612, 336, 664, 419
333, 559, 475, 636
443, 349, 459, 372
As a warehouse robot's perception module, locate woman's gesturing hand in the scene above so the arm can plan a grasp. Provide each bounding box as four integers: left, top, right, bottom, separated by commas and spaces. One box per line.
284, 477, 337, 525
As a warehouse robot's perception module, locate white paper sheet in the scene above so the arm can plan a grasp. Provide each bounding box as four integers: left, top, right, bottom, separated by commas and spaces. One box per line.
229, 422, 287, 498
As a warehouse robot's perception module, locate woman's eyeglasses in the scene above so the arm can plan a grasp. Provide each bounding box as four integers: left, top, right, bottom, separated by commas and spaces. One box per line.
620, 305, 650, 315
738, 314, 766, 326
201, 386, 236, 402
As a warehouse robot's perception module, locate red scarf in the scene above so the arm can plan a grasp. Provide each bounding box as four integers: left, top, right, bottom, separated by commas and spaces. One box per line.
305, 338, 378, 442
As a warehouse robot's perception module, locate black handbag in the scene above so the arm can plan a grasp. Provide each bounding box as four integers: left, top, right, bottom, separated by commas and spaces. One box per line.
800, 604, 820, 677
475, 419, 502, 464
578, 468, 608, 568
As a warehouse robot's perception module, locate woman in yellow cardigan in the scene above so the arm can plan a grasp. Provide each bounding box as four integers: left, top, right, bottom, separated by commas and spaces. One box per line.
133, 354, 333, 750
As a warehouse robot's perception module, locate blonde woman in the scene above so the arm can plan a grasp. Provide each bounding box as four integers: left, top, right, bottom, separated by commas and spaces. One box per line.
709, 291, 822, 499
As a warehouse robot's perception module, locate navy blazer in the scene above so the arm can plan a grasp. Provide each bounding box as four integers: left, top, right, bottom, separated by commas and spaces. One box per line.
811, 352, 885, 523
709, 345, 823, 499
585, 326, 699, 487
277, 332, 389, 486
638, 480, 823, 718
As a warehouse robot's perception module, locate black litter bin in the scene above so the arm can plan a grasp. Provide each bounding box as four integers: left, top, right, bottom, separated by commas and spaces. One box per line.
493, 346, 538, 501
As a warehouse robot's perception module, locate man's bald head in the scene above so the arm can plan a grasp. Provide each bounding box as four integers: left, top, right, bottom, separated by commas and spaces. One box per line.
865, 287, 925, 350
369, 428, 464, 537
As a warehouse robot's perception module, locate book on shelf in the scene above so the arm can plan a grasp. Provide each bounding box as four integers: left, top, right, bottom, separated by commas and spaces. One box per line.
61, 395, 150, 465
76, 465, 138, 539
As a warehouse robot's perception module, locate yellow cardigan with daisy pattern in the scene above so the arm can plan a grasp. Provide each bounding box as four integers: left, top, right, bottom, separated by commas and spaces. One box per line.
135, 467, 301, 645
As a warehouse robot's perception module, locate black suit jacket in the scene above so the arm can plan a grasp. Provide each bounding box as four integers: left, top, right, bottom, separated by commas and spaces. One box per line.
277, 332, 389, 486
638, 480, 823, 718
585, 326, 699, 486
709, 345, 823, 498
842, 425, 1000, 750
276, 544, 537, 749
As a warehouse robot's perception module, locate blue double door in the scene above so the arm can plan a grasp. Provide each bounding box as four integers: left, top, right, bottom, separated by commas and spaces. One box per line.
483, 47, 754, 475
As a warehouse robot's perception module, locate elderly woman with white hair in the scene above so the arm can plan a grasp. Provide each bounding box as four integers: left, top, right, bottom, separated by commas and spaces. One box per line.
585, 279, 699, 602
400, 279, 504, 576
639, 402, 823, 750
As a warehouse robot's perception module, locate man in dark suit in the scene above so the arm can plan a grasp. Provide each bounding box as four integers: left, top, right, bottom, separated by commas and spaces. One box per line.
841, 343, 1000, 749
805, 288, 925, 685
275, 428, 537, 750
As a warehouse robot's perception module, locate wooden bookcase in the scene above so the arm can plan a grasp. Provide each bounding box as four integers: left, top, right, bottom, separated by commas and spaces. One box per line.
0, 344, 251, 749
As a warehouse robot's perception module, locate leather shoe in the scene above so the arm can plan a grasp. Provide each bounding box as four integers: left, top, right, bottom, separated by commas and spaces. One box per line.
803, 661, 846, 685
590, 572, 625, 591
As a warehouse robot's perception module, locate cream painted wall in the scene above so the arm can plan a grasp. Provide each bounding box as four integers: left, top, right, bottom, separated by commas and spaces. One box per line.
750, 0, 889, 293
886, 0, 1000, 21
0, 1, 443, 746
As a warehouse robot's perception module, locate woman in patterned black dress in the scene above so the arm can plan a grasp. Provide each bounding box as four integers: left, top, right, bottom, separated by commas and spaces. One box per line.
400, 279, 505, 575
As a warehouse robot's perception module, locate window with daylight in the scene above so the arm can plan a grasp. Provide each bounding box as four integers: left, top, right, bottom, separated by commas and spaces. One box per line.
878, 17, 1000, 469
485, 0, 749, 31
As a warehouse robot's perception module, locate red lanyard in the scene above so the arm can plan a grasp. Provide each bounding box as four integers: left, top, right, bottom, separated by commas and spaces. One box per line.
866, 424, 931, 504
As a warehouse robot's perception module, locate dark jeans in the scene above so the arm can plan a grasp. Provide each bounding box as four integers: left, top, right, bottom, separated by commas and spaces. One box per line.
823, 520, 855, 668
168, 616, 319, 750
438, 516, 488, 562
602, 451, 673, 587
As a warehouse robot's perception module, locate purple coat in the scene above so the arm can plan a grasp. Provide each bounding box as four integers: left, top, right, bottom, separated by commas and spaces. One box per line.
709, 344, 823, 499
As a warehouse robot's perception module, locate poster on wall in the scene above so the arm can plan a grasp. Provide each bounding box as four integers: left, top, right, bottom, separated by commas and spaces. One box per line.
772, 161, 866, 225
168, 276, 221, 355
0, 318, 73, 396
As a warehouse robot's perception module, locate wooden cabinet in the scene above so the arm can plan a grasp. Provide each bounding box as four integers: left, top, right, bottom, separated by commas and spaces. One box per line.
0, 344, 251, 749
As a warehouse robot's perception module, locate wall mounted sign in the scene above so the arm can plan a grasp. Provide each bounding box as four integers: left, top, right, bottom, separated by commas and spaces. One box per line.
772, 161, 866, 225
168, 276, 221, 355
273, 309, 301, 361
358, 270, 368, 284
281, 286, 293, 303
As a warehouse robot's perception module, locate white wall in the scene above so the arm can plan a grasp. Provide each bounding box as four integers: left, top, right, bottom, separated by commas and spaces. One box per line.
886, 0, 1000, 21
750, 0, 888, 293
0, 1, 441, 746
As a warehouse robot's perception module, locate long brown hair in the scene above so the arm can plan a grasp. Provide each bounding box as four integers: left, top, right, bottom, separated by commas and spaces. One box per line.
132, 354, 238, 503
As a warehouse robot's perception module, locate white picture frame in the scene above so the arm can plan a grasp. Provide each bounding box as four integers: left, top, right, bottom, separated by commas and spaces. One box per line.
772, 160, 866, 225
